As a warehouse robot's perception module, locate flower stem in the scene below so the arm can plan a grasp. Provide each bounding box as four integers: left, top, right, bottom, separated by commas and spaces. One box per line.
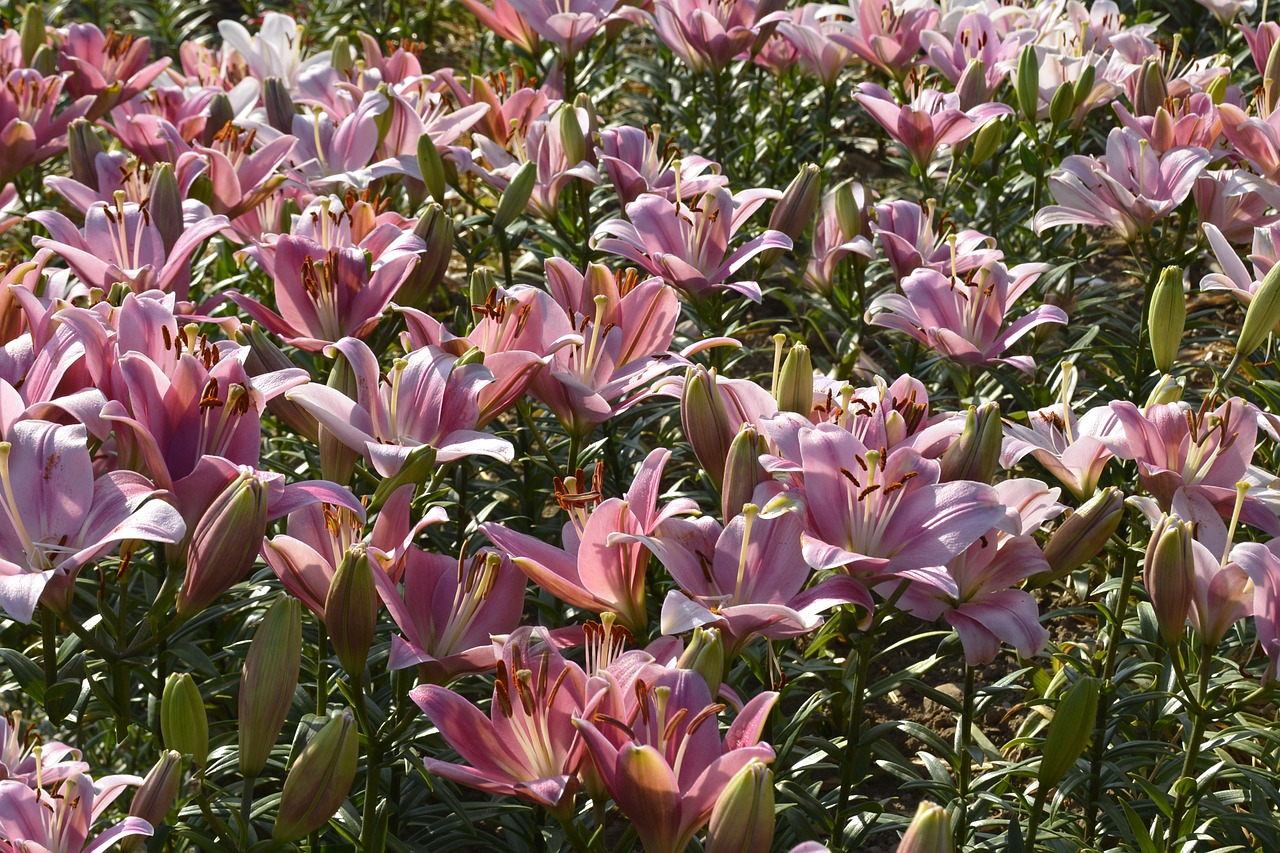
1165, 647, 1214, 851
833, 616, 873, 845
41, 605, 57, 689
955, 663, 978, 848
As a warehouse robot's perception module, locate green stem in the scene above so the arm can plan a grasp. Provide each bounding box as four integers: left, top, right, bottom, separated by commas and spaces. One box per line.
316, 619, 329, 716
241, 774, 257, 843
832, 617, 873, 845
41, 606, 57, 688
955, 663, 978, 848
1132, 234, 1162, 398
1165, 648, 1214, 851
1025, 785, 1048, 851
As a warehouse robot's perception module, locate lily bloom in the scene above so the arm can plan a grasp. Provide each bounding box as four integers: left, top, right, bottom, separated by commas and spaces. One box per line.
216, 13, 331, 90
374, 546, 527, 682
0, 420, 186, 624
1033, 127, 1210, 243
868, 261, 1065, 375
0, 68, 94, 183
1194, 170, 1278, 244
457, 0, 541, 53
920, 12, 1035, 102
482, 450, 697, 632
855, 83, 1012, 173
0, 711, 89, 787
597, 125, 727, 206
593, 188, 792, 302
1201, 222, 1280, 309
575, 667, 778, 853
0, 772, 151, 853
776, 6, 856, 88
1240, 21, 1280, 76
829, 0, 938, 81
506, 0, 621, 58
285, 337, 514, 476
58, 24, 170, 115
803, 185, 874, 296
873, 199, 1001, 282
629, 0, 789, 73
1232, 539, 1280, 681
411, 627, 595, 816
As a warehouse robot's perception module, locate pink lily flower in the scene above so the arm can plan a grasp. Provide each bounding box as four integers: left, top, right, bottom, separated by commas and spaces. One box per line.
921, 12, 1036, 102
437, 68, 551, 148
1033, 127, 1210, 243
597, 125, 727, 206
630, 501, 873, 653
216, 13, 331, 91
285, 337, 515, 476
1194, 170, 1279, 245
1240, 21, 1280, 76
854, 82, 1011, 172
1113, 93, 1223, 156
374, 545, 527, 682
759, 420, 1015, 579
829, 0, 939, 81
1231, 539, 1280, 680
410, 626, 596, 816
228, 234, 420, 351
873, 198, 1001, 283
776, 5, 856, 88
0, 712, 89, 787
372, 76, 490, 167
29, 197, 229, 301
58, 24, 170, 116
0, 772, 151, 853
1217, 103, 1280, 183
627, 0, 789, 73
868, 261, 1066, 375
803, 185, 875, 296
194, 123, 297, 222
1201, 221, 1280, 309
891, 479, 1060, 664
593, 187, 792, 302
575, 667, 778, 853
482, 449, 698, 632
457, 0, 542, 53
0, 420, 186, 624
506, 0, 621, 58
45, 149, 206, 215
0, 67, 94, 183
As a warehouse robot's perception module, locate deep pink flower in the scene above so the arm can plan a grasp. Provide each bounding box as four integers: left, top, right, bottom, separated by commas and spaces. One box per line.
457, 0, 541, 53
855, 82, 1012, 172
506, 0, 621, 58
1201, 221, 1280, 308
830, 0, 939, 81
0, 68, 93, 183
0, 772, 150, 853
58, 24, 170, 115
0, 712, 89, 787
628, 0, 789, 73
921, 12, 1035, 102
776, 5, 856, 88
873, 199, 1001, 282
1194, 169, 1278, 244
597, 125, 726, 206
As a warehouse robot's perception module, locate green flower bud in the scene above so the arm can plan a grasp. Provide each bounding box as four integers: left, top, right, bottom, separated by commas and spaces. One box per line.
969, 118, 1004, 166
721, 426, 767, 521
263, 77, 296, 134
1148, 265, 1186, 373
1144, 516, 1194, 645
768, 163, 822, 242
123, 750, 183, 851
1072, 64, 1097, 113
939, 402, 1001, 485
161, 674, 208, 767
955, 59, 988, 111
20, 4, 46, 66
331, 35, 354, 75
493, 161, 536, 231
399, 203, 453, 309
239, 597, 302, 778
896, 801, 952, 853
325, 548, 378, 677
1236, 258, 1280, 360
1034, 487, 1124, 587
1038, 676, 1100, 790
706, 759, 775, 853
273, 709, 360, 843
833, 179, 865, 241
775, 343, 812, 415
150, 163, 183, 254
203, 93, 234, 146
682, 366, 733, 488
242, 323, 320, 442
1145, 373, 1184, 407
558, 103, 588, 167
178, 472, 268, 616
677, 626, 725, 699
1133, 57, 1168, 117
1016, 45, 1040, 125
67, 119, 104, 190
1048, 83, 1075, 128
417, 134, 448, 205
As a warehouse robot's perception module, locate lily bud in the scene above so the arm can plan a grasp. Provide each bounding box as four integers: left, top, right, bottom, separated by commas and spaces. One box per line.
325, 548, 378, 677
896, 801, 952, 853
833, 179, 865, 240
1048, 82, 1075, 128
1145, 373, 1184, 407
493, 161, 536, 231
30, 43, 57, 76
1015, 44, 1040, 125
399, 203, 453, 309
769, 163, 822, 242
1133, 57, 1168, 117
1034, 487, 1124, 586
677, 626, 725, 699
331, 35, 354, 75
558, 103, 588, 167
150, 163, 183, 254
273, 709, 360, 843
161, 674, 208, 767
203, 93, 235, 145
1144, 516, 1194, 645
239, 597, 302, 778
178, 472, 269, 616
1072, 63, 1097, 114
682, 366, 733, 488
969, 117, 1004, 165
955, 59, 988, 111
468, 268, 497, 319
320, 357, 359, 485
1264, 41, 1280, 113
1148, 265, 1185, 373
1205, 70, 1228, 105
938, 402, 1001, 485
775, 343, 812, 415
263, 77, 296, 134
417, 134, 448, 205
1236, 258, 1280, 359
706, 759, 774, 853
573, 93, 598, 138
1038, 676, 1099, 790
123, 750, 183, 851
67, 119, 104, 189
20, 4, 45, 66
722, 426, 767, 520
242, 323, 320, 441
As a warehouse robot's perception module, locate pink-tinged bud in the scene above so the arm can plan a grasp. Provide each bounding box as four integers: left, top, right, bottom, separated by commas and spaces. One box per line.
722, 426, 767, 520
677, 626, 725, 699
417, 133, 448, 205
161, 673, 208, 767
1144, 516, 1195, 645
896, 802, 952, 853
706, 759, 774, 853
67, 118, 104, 189
682, 366, 734, 488
769, 163, 822, 242
955, 59, 988, 111
1034, 487, 1124, 587
178, 471, 269, 616
1038, 676, 1099, 790
1133, 57, 1168, 118
320, 357, 359, 485
938, 402, 1001, 485
775, 343, 813, 415
203, 93, 234, 145
241, 324, 320, 442
239, 597, 303, 777
263, 77, 296, 134
20, 4, 45, 66
1264, 39, 1280, 113
123, 750, 183, 851
325, 548, 378, 677
273, 709, 360, 842
150, 163, 183, 254
399, 204, 452, 310
573, 93, 598, 138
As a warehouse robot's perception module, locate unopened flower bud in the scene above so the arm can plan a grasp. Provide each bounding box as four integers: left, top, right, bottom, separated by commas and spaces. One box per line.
20, 4, 45, 66
1148, 265, 1186, 373
150, 163, 183, 254
123, 750, 183, 850
677, 626, 725, 699
1034, 487, 1124, 586
939, 402, 1001, 485
573, 93, 598, 137
273, 709, 360, 843
320, 357, 359, 485
203, 93, 235, 145
1205, 70, 1228, 105
769, 163, 822, 242
775, 343, 812, 415
969, 116, 1005, 165
896, 801, 952, 853
67, 119, 104, 189
331, 35, 354, 75
30, 43, 56, 76
1261, 40, 1280, 111
242, 324, 319, 442
325, 548, 378, 677
417, 134, 448, 205
1145, 373, 1184, 407
239, 597, 302, 778
722, 426, 767, 520
493, 161, 536, 231
558, 103, 588, 167
178, 472, 269, 616
1144, 516, 1195, 645
263, 77, 296, 134
955, 59, 988, 111
161, 673, 208, 767
833, 180, 865, 240
1072, 63, 1097, 114
1038, 676, 1099, 790
1015, 45, 1040, 124
1236, 258, 1280, 359
682, 366, 733, 488
1133, 57, 1168, 117
706, 759, 774, 853
1048, 82, 1075, 128
399, 204, 453, 309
